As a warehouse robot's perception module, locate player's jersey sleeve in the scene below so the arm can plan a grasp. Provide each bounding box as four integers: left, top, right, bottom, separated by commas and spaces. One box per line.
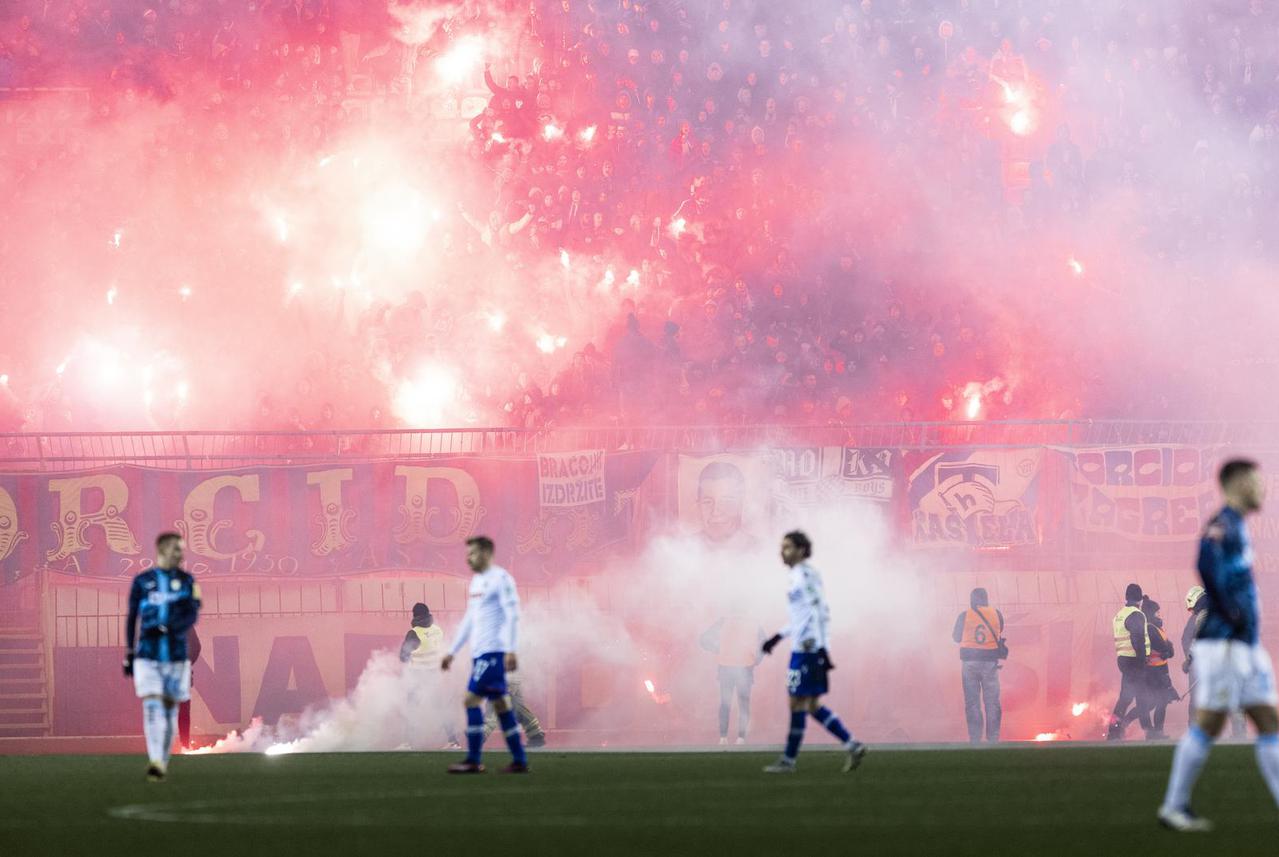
168, 576, 201, 635
125, 574, 144, 652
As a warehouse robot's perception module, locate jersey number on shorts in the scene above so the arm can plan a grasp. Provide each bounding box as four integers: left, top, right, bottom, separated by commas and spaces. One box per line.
472, 659, 492, 683
787, 669, 801, 693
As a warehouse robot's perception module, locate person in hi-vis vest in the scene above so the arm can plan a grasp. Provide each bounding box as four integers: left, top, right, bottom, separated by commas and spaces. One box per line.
1108, 583, 1154, 740
951, 588, 1005, 743
399, 602, 457, 749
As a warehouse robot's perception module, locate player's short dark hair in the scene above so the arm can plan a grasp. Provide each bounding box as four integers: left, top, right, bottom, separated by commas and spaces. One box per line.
156, 532, 182, 550
1219, 458, 1259, 487
466, 535, 495, 553
783, 530, 812, 558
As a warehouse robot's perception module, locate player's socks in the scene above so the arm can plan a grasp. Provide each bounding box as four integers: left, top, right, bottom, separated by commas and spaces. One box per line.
465, 706, 485, 764
498, 709, 527, 765
813, 706, 854, 745
142, 698, 167, 766
1255, 733, 1279, 806
784, 710, 806, 761
163, 703, 178, 764
1162, 725, 1212, 811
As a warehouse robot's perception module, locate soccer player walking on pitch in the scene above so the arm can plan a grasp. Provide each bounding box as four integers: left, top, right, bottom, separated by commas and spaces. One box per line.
123, 533, 201, 781
1158, 459, 1279, 831
760, 530, 867, 773
440, 536, 529, 774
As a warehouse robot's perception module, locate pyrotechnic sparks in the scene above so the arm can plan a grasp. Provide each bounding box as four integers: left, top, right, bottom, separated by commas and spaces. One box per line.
536, 333, 569, 354
110, 229, 122, 249
1009, 110, 1033, 136
105, 286, 118, 306
485, 311, 507, 332
1071, 702, 1090, 717
578, 125, 597, 144
626, 269, 641, 289
668, 217, 687, 238
287, 281, 305, 299
363, 187, 428, 256
490, 131, 507, 144
178, 285, 192, 301
1068, 257, 1085, 276
543, 122, 564, 142
643, 678, 671, 705
0, 375, 8, 386
644, 679, 655, 693
433, 35, 485, 84
273, 215, 289, 243
1033, 732, 1064, 742
393, 365, 457, 425
560, 249, 571, 269
965, 391, 982, 419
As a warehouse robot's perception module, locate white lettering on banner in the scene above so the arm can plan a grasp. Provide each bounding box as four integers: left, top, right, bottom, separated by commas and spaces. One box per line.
538, 450, 607, 508
1064, 446, 1220, 541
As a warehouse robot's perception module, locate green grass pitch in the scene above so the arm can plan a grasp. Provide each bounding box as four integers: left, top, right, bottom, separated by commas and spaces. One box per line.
1, 746, 1276, 856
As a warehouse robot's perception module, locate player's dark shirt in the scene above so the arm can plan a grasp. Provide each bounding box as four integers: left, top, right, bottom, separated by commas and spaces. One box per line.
126, 567, 201, 662
1196, 506, 1259, 645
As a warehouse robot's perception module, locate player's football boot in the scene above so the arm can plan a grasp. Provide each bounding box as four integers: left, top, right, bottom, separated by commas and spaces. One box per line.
1157, 806, 1213, 832
762, 758, 797, 774
842, 741, 868, 773
447, 761, 486, 774
735, 737, 746, 746
146, 763, 167, 782
718, 737, 728, 746
500, 762, 531, 774
527, 734, 546, 748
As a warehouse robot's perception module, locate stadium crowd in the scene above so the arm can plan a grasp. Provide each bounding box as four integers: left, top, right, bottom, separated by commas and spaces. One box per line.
2, 0, 1277, 432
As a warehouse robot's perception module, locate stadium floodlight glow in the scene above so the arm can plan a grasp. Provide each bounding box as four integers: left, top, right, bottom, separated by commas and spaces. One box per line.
434, 36, 484, 84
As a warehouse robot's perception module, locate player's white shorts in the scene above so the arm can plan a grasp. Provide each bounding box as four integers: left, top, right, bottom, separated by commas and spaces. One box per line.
1191, 640, 1278, 712
133, 659, 192, 702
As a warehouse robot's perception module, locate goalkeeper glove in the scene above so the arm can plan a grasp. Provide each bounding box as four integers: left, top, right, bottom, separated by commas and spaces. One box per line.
816, 647, 835, 670
761, 634, 783, 655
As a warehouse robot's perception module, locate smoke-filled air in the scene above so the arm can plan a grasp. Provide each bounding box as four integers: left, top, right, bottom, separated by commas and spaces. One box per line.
2, 0, 1278, 757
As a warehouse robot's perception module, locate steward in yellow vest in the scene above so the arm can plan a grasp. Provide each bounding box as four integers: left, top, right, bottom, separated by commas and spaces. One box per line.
399, 602, 444, 666
1108, 583, 1154, 741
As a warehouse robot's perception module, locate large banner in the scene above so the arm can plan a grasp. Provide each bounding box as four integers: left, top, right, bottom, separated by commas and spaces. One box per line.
677, 448, 899, 548
1061, 446, 1221, 542
906, 448, 1042, 548
0, 453, 658, 580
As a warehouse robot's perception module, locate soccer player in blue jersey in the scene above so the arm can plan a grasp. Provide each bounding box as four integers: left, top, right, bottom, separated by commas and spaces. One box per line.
122, 532, 201, 782
439, 535, 529, 774
1158, 459, 1279, 831
760, 530, 867, 774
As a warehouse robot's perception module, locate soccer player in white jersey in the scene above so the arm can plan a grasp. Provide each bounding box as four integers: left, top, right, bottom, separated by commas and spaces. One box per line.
440, 536, 529, 774
760, 530, 867, 774
1158, 459, 1279, 831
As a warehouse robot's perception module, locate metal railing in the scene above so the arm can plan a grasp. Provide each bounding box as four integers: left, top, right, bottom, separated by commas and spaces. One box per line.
0, 420, 1273, 470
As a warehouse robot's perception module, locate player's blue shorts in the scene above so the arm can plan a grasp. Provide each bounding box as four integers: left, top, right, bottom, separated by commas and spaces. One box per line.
467, 652, 508, 698
787, 651, 829, 697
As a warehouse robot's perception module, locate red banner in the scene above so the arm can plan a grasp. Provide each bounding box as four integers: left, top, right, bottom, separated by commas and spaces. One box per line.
0, 453, 658, 580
